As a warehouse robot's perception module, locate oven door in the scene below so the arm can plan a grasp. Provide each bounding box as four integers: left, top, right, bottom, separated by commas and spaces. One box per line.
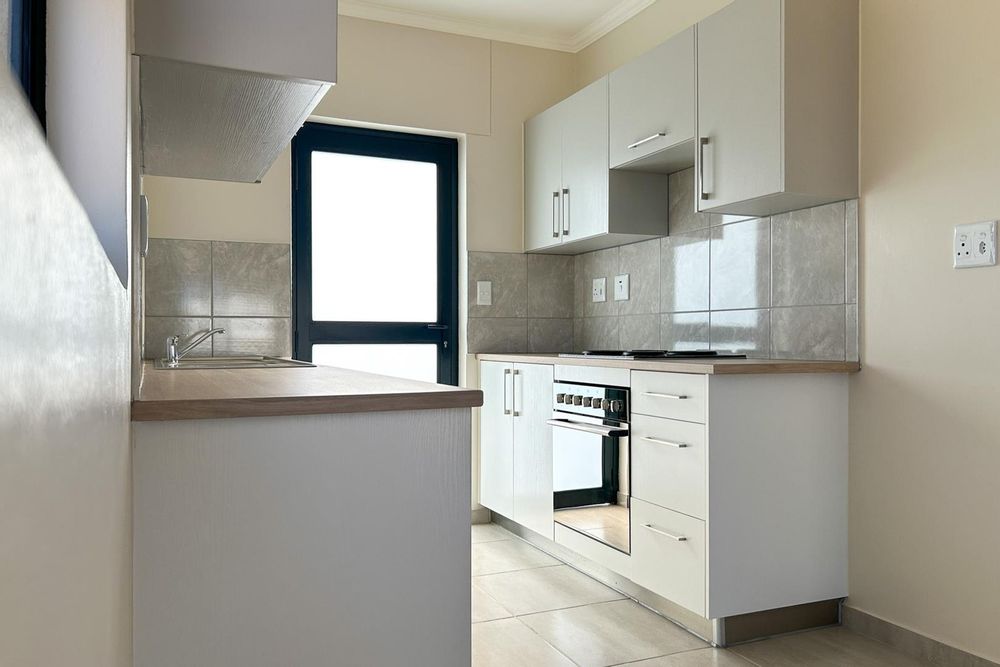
548, 413, 628, 509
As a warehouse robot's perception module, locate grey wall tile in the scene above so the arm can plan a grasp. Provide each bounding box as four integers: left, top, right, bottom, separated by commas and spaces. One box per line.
661, 229, 709, 313
846, 199, 858, 305
211, 317, 292, 357
667, 168, 710, 233
661, 312, 709, 351
212, 241, 291, 317
576, 247, 620, 318
711, 309, 770, 358
846, 304, 859, 362
145, 239, 212, 316
618, 239, 660, 315
527, 255, 574, 318
709, 213, 756, 227
771, 202, 846, 307
710, 218, 770, 310
143, 316, 213, 359
468, 318, 527, 354
527, 318, 574, 353
468, 252, 527, 318
770, 305, 846, 361
575, 317, 619, 351
620, 314, 660, 350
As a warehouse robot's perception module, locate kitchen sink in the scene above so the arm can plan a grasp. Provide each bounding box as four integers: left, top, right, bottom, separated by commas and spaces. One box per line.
154, 356, 316, 370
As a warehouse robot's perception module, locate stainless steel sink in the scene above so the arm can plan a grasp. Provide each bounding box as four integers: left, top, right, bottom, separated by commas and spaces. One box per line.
154, 356, 316, 370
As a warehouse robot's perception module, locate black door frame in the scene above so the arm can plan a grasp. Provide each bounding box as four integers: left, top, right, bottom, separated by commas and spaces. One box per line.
291, 122, 459, 385
10, 0, 46, 128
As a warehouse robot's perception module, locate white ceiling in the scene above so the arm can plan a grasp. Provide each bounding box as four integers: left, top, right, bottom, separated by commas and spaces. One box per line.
338, 0, 656, 52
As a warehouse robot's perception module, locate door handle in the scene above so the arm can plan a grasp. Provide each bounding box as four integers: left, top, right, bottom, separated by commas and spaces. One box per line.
628, 132, 667, 150
642, 391, 688, 400
561, 188, 570, 236
642, 523, 687, 542
698, 137, 712, 201
502, 368, 511, 415
546, 419, 628, 438
512, 369, 520, 417
641, 436, 689, 448
551, 191, 560, 238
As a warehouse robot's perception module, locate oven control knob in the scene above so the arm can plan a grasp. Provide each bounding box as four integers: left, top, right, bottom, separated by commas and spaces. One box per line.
563, 394, 574, 404
601, 398, 611, 410
555, 393, 566, 403
588, 397, 600, 408
610, 399, 623, 413
573, 395, 583, 406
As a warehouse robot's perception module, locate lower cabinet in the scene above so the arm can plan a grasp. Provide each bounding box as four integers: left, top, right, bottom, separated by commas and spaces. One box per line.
479, 361, 554, 538
631, 499, 706, 616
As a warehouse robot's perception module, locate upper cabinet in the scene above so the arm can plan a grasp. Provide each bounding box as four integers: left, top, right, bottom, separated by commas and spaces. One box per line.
524, 78, 668, 254
134, 0, 338, 182
609, 27, 695, 172
696, 0, 858, 216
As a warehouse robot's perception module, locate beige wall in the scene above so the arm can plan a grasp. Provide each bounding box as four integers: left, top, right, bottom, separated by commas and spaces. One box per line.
850, 1, 1000, 661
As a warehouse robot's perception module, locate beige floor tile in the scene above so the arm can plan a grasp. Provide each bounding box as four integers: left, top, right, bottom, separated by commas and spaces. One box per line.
619, 647, 756, 666
731, 627, 930, 667
473, 523, 514, 544
472, 538, 561, 576
473, 582, 513, 623
475, 564, 625, 615
473, 618, 576, 667
522, 599, 708, 667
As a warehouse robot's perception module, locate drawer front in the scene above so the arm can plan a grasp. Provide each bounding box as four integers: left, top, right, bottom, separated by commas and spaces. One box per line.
630, 499, 705, 616
631, 371, 707, 423
631, 415, 706, 519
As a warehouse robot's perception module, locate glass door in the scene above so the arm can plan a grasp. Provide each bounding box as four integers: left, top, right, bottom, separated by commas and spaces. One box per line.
291, 123, 458, 384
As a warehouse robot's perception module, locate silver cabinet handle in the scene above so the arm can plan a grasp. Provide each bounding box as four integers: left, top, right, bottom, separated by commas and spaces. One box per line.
642, 391, 688, 400
628, 132, 667, 150
641, 436, 688, 448
547, 419, 628, 438
698, 136, 712, 201
643, 523, 687, 541
502, 368, 511, 415
551, 191, 560, 238
561, 188, 570, 236
512, 369, 520, 417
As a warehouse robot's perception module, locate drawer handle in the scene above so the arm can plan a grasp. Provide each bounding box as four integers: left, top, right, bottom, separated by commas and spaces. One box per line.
641, 436, 688, 448
643, 523, 687, 541
627, 132, 667, 150
643, 391, 689, 400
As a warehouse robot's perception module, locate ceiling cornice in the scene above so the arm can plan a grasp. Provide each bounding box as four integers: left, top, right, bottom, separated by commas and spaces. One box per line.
337, 0, 657, 53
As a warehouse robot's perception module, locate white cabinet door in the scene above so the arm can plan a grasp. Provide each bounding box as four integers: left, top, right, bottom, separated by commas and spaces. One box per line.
609, 26, 695, 169
512, 363, 554, 539
696, 0, 782, 211
524, 104, 565, 251
560, 77, 609, 243
479, 361, 514, 517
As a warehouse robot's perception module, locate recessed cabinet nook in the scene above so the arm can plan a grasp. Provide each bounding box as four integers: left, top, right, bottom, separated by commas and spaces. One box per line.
523, 0, 858, 252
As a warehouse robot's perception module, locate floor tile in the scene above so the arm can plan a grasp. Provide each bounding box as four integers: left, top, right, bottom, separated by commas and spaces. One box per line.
619, 647, 755, 666
730, 627, 930, 667
522, 599, 708, 667
472, 523, 515, 544
473, 582, 513, 623
472, 538, 561, 576
473, 618, 575, 667
475, 564, 625, 616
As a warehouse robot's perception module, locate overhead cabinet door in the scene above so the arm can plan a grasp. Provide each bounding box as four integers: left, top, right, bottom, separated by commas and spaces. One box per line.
524, 104, 565, 252
560, 77, 610, 244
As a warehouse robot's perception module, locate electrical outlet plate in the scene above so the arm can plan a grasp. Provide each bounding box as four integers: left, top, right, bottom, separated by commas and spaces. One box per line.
954, 220, 997, 268
592, 277, 606, 303
614, 274, 629, 301
476, 280, 492, 306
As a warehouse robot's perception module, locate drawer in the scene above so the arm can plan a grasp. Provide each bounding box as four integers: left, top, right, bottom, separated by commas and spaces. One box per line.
631, 371, 707, 423
554, 523, 631, 579
631, 415, 706, 519
630, 498, 705, 616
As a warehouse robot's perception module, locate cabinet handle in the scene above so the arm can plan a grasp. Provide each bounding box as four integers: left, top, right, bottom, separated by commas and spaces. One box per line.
628, 132, 667, 150
512, 369, 520, 417
502, 368, 511, 415
551, 191, 560, 238
698, 136, 712, 201
641, 436, 688, 448
642, 523, 687, 541
561, 188, 570, 236
642, 391, 688, 400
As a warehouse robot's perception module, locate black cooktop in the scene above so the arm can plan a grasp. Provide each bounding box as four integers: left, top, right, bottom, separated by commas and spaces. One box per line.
558, 349, 746, 360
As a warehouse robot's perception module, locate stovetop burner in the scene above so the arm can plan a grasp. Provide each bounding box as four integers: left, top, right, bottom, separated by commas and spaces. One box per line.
558, 349, 747, 360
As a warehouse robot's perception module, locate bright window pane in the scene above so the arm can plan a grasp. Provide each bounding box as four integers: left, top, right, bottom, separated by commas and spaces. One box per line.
312, 344, 438, 383
311, 151, 438, 322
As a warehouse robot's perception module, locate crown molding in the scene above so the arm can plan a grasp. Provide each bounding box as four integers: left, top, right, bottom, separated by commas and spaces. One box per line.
338, 0, 656, 53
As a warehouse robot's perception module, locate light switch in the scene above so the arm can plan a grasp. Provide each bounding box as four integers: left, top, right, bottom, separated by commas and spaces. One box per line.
476, 280, 493, 306
592, 277, 606, 303
954, 220, 996, 268
614, 274, 629, 301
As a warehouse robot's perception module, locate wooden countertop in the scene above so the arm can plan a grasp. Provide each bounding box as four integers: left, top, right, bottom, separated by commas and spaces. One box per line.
132, 362, 483, 422
476, 353, 860, 375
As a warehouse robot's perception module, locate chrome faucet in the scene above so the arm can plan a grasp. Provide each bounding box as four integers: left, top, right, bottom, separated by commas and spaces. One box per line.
165, 328, 226, 367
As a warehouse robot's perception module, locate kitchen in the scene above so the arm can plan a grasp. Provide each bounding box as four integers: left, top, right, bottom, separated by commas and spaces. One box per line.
2, 1, 999, 666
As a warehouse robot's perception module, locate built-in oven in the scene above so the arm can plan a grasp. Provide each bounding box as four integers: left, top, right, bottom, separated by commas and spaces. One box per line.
548, 381, 631, 554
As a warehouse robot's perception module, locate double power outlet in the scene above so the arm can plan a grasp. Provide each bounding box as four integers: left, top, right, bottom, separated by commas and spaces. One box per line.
592, 275, 629, 302
954, 220, 997, 269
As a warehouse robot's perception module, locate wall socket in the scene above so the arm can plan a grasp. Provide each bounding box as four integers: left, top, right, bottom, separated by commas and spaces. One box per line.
614, 274, 629, 301
954, 220, 997, 268
592, 277, 606, 302
476, 280, 492, 306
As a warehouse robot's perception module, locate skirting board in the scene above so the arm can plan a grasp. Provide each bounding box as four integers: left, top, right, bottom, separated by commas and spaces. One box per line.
843, 607, 1000, 667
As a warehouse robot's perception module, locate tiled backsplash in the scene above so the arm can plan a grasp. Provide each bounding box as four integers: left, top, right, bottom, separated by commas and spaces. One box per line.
143, 239, 292, 359
468, 168, 859, 361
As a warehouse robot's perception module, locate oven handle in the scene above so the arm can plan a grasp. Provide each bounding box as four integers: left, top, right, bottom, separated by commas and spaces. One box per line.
546, 419, 628, 438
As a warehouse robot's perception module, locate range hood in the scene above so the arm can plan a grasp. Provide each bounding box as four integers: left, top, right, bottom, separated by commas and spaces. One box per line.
134, 0, 337, 183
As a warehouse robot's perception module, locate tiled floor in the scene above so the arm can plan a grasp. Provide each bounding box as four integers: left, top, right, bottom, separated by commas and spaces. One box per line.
471, 523, 930, 667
